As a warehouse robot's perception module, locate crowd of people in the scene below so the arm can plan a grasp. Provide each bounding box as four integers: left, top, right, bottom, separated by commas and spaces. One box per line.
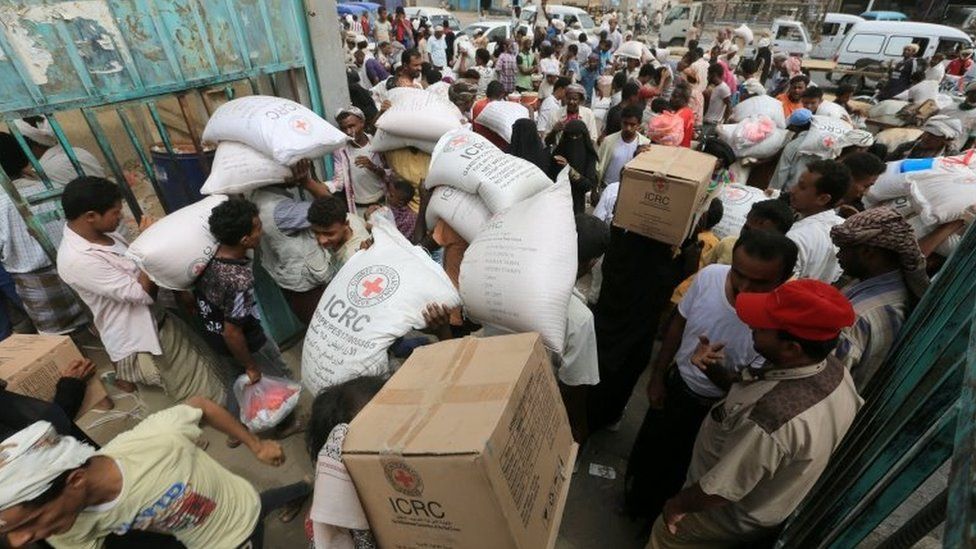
0, 3, 972, 549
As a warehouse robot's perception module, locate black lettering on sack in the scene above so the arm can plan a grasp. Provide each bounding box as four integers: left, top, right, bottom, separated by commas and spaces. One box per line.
321, 294, 372, 332
264, 103, 299, 120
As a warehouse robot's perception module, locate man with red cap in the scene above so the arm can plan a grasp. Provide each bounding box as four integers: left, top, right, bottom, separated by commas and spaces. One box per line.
650, 279, 863, 548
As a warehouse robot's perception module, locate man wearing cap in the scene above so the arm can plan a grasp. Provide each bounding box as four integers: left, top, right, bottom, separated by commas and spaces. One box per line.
886, 114, 962, 160
830, 208, 928, 389
881, 43, 920, 99
629, 231, 798, 522
650, 279, 862, 548
549, 83, 599, 143
947, 49, 973, 76
329, 106, 391, 219
428, 26, 448, 70
0, 399, 309, 548
768, 108, 813, 191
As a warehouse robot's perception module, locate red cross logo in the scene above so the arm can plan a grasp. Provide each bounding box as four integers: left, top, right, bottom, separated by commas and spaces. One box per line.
361, 277, 385, 297
291, 118, 310, 133
823, 136, 836, 148
394, 469, 417, 490
654, 180, 667, 193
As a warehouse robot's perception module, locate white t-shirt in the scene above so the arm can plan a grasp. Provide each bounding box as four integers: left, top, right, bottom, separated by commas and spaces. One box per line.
705, 82, 731, 124
675, 264, 762, 398
787, 209, 844, 283
474, 65, 495, 98
604, 137, 639, 186
347, 138, 386, 203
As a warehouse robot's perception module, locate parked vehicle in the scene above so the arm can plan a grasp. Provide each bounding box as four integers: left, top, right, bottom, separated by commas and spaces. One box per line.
517, 5, 597, 36
940, 5, 976, 33
859, 11, 908, 21
403, 7, 462, 32
810, 13, 865, 59
831, 21, 973, 92
457, 20, 512, 55
658, 2, 702, 47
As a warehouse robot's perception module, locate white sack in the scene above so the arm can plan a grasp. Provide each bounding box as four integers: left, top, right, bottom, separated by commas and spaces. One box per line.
798, 115, 853, 159
425, 129, 553, 212
817, 101, 852, 123
370, 129, 437, 154
907, 163, 976, 225
474, 101, 530, 143
868, 99, 909, 127
615, 40, 644, 59
202, 95, 347, 165
459, 183, 577, 353
733, 96, 786, 129
864, 160, 912, 206
301, 218, 461, 395
874, 128, 923, 151
716, 119, 789, 160
375, 87, 465, 142
425, 186, 493, 243
712, 184, 767, 239
734, 24, 754, 44
200, 141, 292, 195
125, 195, 228, 290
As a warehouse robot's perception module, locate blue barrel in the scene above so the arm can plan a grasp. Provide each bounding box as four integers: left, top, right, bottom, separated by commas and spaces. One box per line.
150, 143, 215, 212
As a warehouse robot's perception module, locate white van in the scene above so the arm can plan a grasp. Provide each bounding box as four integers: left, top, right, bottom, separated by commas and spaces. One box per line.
810, 13, 864, 59
403, 7, 462, 32
659, 3, 702, 47
832, 21, 973, 90
517, 5, 597, 36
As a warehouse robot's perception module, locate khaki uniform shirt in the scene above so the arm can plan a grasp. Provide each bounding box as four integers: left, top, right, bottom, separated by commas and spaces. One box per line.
686, 357, 863, 539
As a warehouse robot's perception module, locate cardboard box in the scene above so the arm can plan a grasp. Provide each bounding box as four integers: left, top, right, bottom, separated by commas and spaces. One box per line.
344, 333, 577, 549
0, 335, 109, 417
613, 146, 720, 245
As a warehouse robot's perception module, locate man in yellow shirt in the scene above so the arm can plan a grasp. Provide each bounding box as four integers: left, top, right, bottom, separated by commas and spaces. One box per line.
0, 397, 309, 549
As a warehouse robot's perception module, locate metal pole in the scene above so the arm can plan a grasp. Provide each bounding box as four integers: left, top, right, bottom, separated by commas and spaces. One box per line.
297, 0, 351, 119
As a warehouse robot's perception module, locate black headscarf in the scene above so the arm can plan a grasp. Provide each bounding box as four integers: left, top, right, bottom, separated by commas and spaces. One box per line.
551, 120, 597, 177
507, 119, 552, 174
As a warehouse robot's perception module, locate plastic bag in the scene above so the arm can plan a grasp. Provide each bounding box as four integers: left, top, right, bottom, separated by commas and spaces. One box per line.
647, 111, 684, 146
233, 374, 302, 432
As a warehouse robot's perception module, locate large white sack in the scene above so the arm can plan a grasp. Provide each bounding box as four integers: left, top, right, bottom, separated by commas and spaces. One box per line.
615, 40, 644, 59
874, 128, 923, 151
459, 183, 577, 353
716, 118, 789, 160
125, 195, 228, 290
883, 196, 959, 257
425, 129, 553, 213
907, 162, 976, 225
864, 160, 912, 206
712, 184, 767, 239
734, 24, 754, 44
733, 96, 786, 129
868, 99, 909, 127
375, 87, 465, 142
798, 115, 853, 159
200, 141, 291, 195
474, 101, 530, 143
817, 101, 852, 123
301, 217, 461, 395
425, 186, 493, 243
370, 128, 437, 154
202, 95, 347, 166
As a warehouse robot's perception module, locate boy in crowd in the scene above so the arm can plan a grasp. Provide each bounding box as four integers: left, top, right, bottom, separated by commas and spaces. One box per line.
195, 199, 293, 389
329, 107, 391, 217
307, 195, 370, 275
703, 63, 731, 134
786, 160, 851, 283
0, 398, 309, 548
628, 230, 799, 522
596, 105, 650, 198
654, 280, 861, 547
58, 177, 226, 400
838, 151, 886, 216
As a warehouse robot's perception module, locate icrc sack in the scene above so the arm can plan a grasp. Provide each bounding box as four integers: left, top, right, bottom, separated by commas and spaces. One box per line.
201, 95, 347, 165
474, 101, 530, 143
125, 195, 228, 290
907, 163, 976, 225
425, 129, 553, 213
370, 129, 437, 154
200, 141, 292, 195
425, 187, 493, 243
798, 115, 853, 159
712, 184, 767, 239
301, 218, 461, 395
375, 87, 465, 142
732, 96, 786, 129
459, 183, 577, 353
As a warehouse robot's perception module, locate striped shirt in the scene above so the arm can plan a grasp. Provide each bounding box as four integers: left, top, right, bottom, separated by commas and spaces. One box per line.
834, 271, 909, 391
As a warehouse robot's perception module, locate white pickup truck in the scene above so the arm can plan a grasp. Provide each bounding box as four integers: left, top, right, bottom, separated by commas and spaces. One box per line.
659, 3, 812, 57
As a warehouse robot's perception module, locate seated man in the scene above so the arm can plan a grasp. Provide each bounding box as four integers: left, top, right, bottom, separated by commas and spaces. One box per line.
0, 399, 308, 548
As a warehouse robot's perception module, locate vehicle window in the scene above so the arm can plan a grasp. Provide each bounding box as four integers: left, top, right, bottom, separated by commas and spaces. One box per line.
883, 35, 928, 56
664, 7, 688, 25
521, 9, 533, 22
577, 14, 595, 28
847, 33, 884, 54
821, 22, 840, 36
936, 39, 968, 55
776, 25, 804, 42
447, 16, 461, 30
488, 26, 506, 40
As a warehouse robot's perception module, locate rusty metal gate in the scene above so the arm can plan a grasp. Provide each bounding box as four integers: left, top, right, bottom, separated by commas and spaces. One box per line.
0, 0, 332, 344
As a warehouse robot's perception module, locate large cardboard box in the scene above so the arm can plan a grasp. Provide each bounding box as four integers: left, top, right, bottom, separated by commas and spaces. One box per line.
343, 333, 577, 549
613, 146, 720, 245
0, 335, 109, 417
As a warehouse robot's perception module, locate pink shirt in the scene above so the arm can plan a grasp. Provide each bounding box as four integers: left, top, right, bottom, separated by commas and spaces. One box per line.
57, 227, 161, 361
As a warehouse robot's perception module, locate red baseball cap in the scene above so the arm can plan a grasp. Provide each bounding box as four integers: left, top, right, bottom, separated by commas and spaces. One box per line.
735, 279, 855, 341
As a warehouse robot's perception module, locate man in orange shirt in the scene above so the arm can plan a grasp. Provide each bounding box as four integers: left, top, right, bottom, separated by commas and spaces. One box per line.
777, 75, 808, 119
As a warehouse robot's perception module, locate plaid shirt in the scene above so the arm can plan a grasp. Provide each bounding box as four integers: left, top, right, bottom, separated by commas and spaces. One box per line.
495, 52, 518, 94
0, 179, 53, 273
